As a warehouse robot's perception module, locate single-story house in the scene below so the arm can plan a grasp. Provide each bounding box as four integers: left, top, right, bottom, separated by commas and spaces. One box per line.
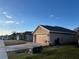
23, 31, 33, 42
33, 25, 77, 46
16, 31, 33, 42
0, 35, 9, 40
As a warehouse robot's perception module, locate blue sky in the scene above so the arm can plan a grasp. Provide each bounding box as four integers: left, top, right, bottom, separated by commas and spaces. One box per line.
0, 0, 79, 35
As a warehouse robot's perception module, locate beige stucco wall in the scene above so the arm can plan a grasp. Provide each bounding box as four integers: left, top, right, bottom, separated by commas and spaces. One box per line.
33, 26, 49, 35
50, 32, 77, 45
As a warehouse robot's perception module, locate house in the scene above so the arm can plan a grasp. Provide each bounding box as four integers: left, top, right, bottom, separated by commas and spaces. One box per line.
33, 25, 77, 46
15, 31, 33, 42
23, 31, 33, 42
16, 33, 22, 40
0, 35, 10, 40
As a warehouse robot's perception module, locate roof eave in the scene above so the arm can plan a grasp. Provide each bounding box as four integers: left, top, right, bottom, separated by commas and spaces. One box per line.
50, 31, 76, 35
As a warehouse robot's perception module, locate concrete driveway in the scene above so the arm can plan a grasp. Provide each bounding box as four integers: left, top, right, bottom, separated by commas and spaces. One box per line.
0, 40, 41, 59
6, 43, 41, 51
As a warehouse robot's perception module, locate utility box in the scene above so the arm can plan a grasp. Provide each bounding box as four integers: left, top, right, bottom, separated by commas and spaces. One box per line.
32, 46, 43, 53
28, 46, 43, 54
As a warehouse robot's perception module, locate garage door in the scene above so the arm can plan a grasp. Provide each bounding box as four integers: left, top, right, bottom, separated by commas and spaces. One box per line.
36, 35, 49, 45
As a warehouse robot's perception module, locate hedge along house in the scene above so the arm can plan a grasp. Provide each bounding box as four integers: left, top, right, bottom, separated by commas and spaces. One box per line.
33, 25, 77, 46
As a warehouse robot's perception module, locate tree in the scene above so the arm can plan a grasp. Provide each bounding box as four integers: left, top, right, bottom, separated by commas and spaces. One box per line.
10, 32, 17, 40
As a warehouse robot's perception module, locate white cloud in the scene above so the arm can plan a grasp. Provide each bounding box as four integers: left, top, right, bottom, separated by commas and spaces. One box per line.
49, 14, 60, 19
15, 20, 24, 24
16, 22, 20, 24
4, 20, 22, 24
5, 20, 15, 24
1, 11, 24, 24
2, 11, 7, 15
5, 15, 12, 19
50, 14, 54, 18
2, 11, 12, 19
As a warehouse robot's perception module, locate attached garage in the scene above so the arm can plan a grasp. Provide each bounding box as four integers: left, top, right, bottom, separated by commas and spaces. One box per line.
36, 35, 49, 45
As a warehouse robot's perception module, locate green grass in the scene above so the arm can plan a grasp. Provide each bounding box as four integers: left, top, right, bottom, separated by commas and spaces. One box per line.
8, 45, 79, 59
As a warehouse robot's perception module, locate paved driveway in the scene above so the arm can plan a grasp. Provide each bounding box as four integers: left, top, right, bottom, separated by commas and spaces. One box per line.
0, 40, 41, 59
6, 43, 41, 51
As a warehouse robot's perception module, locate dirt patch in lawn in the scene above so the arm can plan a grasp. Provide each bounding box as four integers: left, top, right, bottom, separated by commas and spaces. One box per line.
4, 40, 27, 46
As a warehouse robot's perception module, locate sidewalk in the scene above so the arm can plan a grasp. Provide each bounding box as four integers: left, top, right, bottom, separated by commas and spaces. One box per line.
0, 40, 8, 59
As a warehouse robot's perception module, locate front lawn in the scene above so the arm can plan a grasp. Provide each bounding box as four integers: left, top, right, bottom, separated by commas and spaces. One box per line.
8, 45, 79, 59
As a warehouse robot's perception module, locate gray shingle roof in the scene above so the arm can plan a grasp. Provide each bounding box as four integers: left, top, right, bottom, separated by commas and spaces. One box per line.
41, 25, 76, 33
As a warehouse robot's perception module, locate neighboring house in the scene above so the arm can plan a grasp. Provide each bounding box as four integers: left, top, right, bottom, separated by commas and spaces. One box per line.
0, 36, 3, 40
23, 31, 33, 42
0, 31, 33, 41
33, 25, 77, 46
16, 33, 22, 40
16, 31, 33, 42
0, 35, 9, 40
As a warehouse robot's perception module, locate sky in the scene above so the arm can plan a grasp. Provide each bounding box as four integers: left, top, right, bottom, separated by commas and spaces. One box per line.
0, 0, 79, 35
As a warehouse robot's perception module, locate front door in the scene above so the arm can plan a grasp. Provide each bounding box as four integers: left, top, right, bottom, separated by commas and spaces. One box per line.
54, 38, 60, 45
